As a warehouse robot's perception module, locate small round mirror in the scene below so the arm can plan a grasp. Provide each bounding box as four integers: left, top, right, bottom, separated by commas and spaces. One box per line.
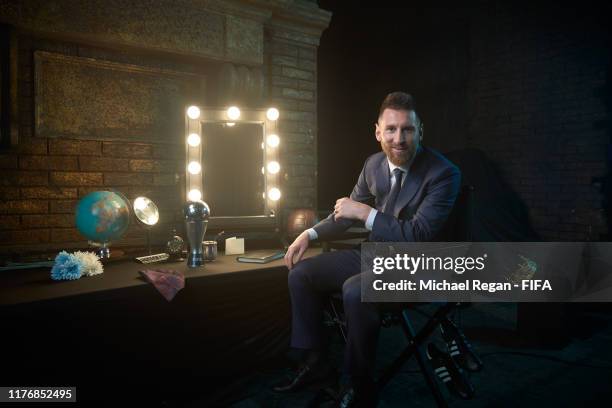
133, 196, 159, 226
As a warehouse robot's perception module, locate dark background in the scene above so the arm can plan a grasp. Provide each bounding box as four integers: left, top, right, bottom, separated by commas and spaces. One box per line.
316, 0, 612, 241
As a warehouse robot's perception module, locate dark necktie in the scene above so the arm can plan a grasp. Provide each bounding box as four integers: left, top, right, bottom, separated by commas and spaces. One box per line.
383, 168, 404, 214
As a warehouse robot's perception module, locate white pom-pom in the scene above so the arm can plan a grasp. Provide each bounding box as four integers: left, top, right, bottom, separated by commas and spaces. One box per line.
73, 251, 104, 276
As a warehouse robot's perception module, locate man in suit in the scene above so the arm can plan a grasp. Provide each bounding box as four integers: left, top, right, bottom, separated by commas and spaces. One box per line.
275, 92, 461, 407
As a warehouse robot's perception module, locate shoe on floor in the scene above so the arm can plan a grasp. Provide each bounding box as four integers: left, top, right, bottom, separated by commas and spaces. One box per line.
427, 342, 475, 400
272, 361, 336, 393
440, 318, 483, 372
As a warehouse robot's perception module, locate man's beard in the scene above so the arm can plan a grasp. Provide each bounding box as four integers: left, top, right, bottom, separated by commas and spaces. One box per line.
381, 141, 416, 166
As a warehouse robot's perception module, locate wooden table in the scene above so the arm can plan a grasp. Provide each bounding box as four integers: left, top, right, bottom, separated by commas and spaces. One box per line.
0, 248, 322, 405
0, 248, 320, 306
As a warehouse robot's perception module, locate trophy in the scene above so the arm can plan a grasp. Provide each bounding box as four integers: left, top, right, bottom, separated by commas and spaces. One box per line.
184, 200, 210, 268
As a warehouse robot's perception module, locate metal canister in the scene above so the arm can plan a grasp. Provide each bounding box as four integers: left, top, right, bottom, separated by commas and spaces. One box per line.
202, 240, 218, 261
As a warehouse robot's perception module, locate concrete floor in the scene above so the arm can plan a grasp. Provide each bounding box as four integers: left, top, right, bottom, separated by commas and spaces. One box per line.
185, 303, 612, 408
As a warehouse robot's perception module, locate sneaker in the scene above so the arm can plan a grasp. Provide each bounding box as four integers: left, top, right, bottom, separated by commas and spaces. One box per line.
440, 318, 483, 372
427, 343, 475, 400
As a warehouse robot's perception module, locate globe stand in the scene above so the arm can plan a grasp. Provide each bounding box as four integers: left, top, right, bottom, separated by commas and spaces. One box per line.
89, 241, 111, 259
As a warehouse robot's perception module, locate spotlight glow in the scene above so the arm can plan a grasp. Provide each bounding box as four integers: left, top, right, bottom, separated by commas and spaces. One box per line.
187, 189, 202, 201
133, 197, 148, 211
187, 106, 200, 119
187, 161, 201, 175
227, 106, 241, 120
187, 133, 201, 147
267, 161, 280, 174
268, 187, 281, 201
267, 134, 280, 148
266, 108, 280, 121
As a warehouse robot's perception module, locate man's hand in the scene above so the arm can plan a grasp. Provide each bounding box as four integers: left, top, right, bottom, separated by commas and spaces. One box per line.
284, 230, 310, 270
333, 197, 372, 222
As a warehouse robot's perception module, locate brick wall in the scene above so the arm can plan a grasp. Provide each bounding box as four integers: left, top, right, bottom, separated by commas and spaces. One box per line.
466, 2, 611, 240
265, 26, 319, 224
0, 32, 197, 257
0, 136, 184, 255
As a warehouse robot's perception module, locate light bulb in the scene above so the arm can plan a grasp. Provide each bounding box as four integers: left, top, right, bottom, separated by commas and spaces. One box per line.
133, 197, 148, 211
266, 107, 280, 121
227, 106, 240, 120
147, 214, 159, 225
187, 106, 200, 119
187, 133, 201, 147
188, 189, 202, 201
267, 134, 280, 148
187, 161, 201, 174
268, 187, 281, 201
267, 161, 280, 174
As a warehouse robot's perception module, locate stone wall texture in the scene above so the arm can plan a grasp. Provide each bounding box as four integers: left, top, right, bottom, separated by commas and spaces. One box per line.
0, 0, 331, 256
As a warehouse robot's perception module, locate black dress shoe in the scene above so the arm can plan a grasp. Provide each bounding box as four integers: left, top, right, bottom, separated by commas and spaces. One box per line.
427, 343, 475, 400
440, 318, 483, 372
272, 362, 336, 393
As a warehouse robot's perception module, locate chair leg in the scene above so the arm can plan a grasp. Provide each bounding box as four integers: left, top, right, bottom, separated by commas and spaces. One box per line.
329, 299, 348, 343
377, 305, 455, 408
399, 309, 448, 408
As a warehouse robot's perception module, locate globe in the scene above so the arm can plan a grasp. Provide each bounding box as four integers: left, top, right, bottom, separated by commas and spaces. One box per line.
75, 191, 130, 255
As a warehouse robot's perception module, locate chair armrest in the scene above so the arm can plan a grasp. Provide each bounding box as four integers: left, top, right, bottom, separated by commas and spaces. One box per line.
319, 227, 370, 252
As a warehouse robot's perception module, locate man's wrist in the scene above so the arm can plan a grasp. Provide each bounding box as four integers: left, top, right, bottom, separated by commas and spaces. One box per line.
360, 204, 373, 222
306, 228, 318, 241
365, 208, 377, 230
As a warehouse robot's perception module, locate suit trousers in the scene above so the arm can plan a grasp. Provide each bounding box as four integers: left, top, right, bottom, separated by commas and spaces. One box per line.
288, 249, 381, 377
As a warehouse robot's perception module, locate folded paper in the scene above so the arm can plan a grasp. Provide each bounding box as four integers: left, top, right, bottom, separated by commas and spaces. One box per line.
225, 237, 245, 255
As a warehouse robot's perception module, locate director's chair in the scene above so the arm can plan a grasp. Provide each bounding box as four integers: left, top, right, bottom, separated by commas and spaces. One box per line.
319, 185, 481, 407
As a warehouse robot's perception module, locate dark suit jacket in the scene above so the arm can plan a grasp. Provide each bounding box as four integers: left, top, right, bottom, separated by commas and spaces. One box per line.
313, 146, 461, 242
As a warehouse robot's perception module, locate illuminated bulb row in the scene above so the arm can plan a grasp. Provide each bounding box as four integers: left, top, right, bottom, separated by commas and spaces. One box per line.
186, 105, 281, 203
265, 109, 280, 202
225, 106, 280, 121
186, 106, 202, 202
189, 105, 279, 122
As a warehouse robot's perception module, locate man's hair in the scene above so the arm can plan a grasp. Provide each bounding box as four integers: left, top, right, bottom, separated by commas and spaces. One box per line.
378, 92, 420, 125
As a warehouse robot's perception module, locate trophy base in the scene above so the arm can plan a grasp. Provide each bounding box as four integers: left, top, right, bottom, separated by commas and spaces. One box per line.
187, 253, 204, 268
89, 241, 111, 259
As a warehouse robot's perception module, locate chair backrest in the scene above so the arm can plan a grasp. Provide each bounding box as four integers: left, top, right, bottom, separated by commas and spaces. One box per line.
433, 185, 475, 242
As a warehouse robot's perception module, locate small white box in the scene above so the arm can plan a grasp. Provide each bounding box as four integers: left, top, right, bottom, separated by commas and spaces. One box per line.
225, 237, 245, 255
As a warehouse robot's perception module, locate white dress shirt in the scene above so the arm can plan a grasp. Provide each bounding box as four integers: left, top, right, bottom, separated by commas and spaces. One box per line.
306, 157, 411, 241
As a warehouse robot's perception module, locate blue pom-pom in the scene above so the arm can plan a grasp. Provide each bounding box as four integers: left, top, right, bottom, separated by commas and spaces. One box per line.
51, 251, 82, 281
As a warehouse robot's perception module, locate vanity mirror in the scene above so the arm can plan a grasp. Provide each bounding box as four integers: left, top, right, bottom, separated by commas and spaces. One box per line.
184, 106, 281, 229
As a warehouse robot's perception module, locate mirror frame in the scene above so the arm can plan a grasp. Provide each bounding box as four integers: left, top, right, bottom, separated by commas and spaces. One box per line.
184, 106, 281, 230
